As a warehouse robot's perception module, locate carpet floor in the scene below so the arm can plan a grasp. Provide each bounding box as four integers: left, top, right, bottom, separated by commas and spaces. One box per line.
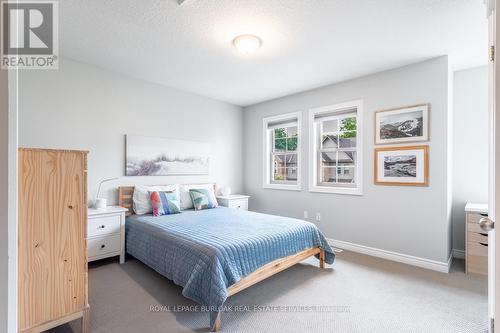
49, 250, 488, 333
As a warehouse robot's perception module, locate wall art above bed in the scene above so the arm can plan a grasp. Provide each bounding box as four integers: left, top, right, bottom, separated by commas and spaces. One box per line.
126, 135, 210, 176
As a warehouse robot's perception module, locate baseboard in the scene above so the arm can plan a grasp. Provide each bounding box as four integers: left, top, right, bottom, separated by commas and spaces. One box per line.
328, 238, 451, 273
446, 251, 453, 273
452, 249, 465, 259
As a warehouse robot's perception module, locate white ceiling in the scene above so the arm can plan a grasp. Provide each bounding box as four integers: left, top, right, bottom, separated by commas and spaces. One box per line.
60, 0, 488, 106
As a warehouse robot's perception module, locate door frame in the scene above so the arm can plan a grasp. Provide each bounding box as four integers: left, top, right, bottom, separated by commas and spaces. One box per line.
7, 68, 18, 333
489, 1, 500, 331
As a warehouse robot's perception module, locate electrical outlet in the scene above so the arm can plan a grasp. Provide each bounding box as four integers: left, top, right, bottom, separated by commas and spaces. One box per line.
303, 210, 309, 219
315, 213, 321, 221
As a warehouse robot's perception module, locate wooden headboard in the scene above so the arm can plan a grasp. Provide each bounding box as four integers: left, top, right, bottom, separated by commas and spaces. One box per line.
118, 186, 135, 216
118, 183, 218, 217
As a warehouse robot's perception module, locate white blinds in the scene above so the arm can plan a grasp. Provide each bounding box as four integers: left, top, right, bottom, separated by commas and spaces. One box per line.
314, 107, 357, 122
267, 117, 298, 130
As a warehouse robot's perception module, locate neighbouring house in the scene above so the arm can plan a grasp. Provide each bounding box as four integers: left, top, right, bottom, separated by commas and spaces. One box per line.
273, 154, 297, 181
321, 134, 355, 183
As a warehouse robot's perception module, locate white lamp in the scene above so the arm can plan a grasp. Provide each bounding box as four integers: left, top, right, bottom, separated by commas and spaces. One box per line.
95, 177, 119, 209
220, 186, 232, 196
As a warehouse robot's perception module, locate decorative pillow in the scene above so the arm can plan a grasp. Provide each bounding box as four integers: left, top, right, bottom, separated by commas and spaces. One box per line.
189, 188, 218, 211
133, 184, 179, 215
179, 183, 216, 210
150, 191, 181, 216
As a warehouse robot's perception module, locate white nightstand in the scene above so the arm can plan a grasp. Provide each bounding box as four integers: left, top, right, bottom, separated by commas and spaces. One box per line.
87, 206, 128, 264
217, 195, 250, 210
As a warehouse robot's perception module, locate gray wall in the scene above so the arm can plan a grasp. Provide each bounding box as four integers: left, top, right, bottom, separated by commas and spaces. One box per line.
243, 56, 451, 263
0, 68, 9, 332
19, 58, 244, 205
452, 66, 489, 252
17, 55, 466, 266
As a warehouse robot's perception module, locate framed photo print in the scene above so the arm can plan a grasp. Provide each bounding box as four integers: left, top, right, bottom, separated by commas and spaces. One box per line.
374, 145, 429, 186
375, 104, 429, 144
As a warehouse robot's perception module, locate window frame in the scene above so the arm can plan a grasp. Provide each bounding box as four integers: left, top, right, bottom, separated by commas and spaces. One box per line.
308, 100, 363, 195
270, 127, 298, 185
317, 112, 357, 188
262, 112, 302, 191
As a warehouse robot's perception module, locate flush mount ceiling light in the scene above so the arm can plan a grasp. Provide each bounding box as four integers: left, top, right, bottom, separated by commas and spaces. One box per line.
233, 35, 262, 54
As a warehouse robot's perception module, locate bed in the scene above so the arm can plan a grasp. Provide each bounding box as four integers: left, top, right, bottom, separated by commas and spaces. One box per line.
118, 186, 335, 331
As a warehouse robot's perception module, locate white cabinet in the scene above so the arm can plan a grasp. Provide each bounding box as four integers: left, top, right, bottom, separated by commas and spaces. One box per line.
88, 206, 127, 264
217, 195, 250, 211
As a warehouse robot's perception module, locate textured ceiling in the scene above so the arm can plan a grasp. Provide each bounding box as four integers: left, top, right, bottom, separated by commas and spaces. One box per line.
60, 0, 488, 106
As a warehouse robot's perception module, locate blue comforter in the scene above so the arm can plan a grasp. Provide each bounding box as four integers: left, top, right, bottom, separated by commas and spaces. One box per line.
125, 207, 334, 327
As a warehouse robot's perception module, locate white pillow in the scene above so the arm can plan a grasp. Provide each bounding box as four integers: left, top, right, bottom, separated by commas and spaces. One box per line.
179, 183, 216, 210
133, 184, 179, 215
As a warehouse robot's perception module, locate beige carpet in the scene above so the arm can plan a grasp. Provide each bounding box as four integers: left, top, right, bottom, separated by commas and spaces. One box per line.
49, 251, 488, 333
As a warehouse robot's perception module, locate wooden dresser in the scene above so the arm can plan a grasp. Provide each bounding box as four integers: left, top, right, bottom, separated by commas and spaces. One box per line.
18, 148, 89, 333
465, 202, 489, 276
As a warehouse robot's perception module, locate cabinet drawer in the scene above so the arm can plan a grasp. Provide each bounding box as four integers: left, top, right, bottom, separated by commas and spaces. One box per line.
467, 212, 488, 224
88, 214, 121, 237
467, 241, 488, 257
467, 222, 485, 234
227, 199, 248, 210
468, 231, 488, 244
88, 234, 121, 258
467, 254, 488, 275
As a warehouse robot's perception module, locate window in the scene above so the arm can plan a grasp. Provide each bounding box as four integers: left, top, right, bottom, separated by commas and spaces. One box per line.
309, 100, 363, 195
263, 112, 301, 190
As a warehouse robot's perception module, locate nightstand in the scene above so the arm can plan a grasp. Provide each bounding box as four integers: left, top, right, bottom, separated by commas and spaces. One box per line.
465, 202, 489, 275
217, 195, 250, 210
87, 206, 128, 264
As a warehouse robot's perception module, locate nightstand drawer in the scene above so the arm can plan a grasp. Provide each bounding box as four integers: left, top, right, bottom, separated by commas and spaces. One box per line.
88, 214, 121, 237
227, 199, 248, 210
88, 234, 121, 258
216, 195, 250, 211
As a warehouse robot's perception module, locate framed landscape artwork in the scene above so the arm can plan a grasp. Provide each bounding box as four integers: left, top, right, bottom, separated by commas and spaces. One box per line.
375, 104, 429, 144
126, 135, 210, 176
374, 145, 429, 186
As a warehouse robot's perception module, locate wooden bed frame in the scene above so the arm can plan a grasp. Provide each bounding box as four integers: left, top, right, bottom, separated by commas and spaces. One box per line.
118, 185, 326, 331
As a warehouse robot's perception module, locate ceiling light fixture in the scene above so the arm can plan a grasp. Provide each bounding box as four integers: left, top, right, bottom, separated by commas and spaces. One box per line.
233, 35, 262, 54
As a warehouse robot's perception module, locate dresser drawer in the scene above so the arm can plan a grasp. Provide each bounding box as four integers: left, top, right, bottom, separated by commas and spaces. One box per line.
227, 199, 248, 210
88, 234, 121, 258
88, 214, 121, 237
468, 231, 488, 244
467, 241, 488, 275
467, 222, 485, 234
467, 241, 488, 257
467, 212, 488, 224
467, 253, 488, 275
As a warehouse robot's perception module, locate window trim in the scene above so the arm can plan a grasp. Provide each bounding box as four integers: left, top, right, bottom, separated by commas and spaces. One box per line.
263, 112, 302, 191
308, 100, 363, 195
